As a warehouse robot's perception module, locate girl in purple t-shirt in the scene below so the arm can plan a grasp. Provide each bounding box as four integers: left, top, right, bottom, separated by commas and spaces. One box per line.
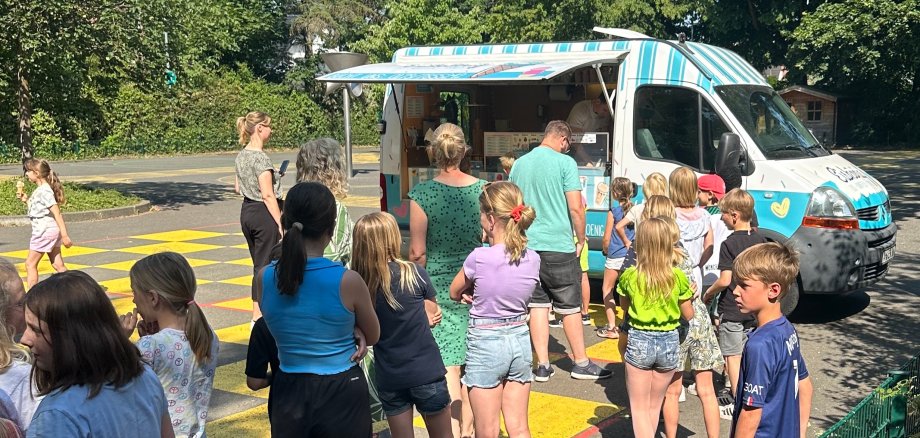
449, 182, 540, 438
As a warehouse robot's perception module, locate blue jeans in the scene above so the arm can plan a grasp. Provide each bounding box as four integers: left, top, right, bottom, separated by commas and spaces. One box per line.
624, 328, 680, 371
378, 377, 450, 417
462, 316, 533, 388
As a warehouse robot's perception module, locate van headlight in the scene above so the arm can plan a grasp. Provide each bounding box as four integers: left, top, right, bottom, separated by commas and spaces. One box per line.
802, 187, 859, 229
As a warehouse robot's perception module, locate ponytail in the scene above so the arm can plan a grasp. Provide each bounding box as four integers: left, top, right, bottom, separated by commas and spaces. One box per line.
611, 177, 633, 214
24, 158, 65, 204
236, 111, 271, 145
480, 181, 535, 264
276, 222, 307, 295
503, 204, 535, 264
129, 252, 215, 364
48, 169, 65, 205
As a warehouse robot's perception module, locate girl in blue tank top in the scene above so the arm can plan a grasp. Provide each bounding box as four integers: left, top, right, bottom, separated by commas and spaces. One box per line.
260, 182, 380, 438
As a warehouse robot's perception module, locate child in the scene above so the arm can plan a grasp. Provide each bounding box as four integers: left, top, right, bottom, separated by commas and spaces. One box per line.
703, 189, 766, 405
352, 212, 451, 438
697, 174, 730, 292
615, 172, 668, 249
17, 159, 72, 289
499, 151, 517, 175
0, 260, 39, 434
21, 271, 171, 437
618, 216, 695, 438
597, 177, 635, 339
662, 170, 722, 438
731, 243, 813, 437
449, 181, 540, 438
121, 252, 219, 438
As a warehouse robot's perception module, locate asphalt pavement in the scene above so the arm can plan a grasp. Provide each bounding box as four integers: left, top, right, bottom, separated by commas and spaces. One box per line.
0, 149, 916, 437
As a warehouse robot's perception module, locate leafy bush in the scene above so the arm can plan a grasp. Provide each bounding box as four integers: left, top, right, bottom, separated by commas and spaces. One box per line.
0, 178, 141, 216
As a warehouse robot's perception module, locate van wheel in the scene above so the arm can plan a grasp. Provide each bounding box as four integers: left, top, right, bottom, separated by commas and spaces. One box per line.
781, 277, 801, 315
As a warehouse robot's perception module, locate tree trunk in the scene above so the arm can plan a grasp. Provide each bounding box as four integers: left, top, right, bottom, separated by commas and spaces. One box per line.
17, 66, 33, 163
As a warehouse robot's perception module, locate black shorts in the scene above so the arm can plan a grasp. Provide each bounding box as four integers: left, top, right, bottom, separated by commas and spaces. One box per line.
269, 366, 372, 438
530, 251, 582, 314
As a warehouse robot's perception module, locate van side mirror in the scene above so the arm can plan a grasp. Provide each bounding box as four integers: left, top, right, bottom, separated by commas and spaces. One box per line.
715, 133, 744, 175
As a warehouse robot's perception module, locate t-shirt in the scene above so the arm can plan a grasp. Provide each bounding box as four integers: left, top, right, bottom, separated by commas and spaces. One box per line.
235, 149, 280, 201
27, 366, 168, 438
676, 207, 711, 293
607, 203, 634, 259
373, 262, 446, 392
566, 100, 610, 133
731, 316, 809, 438
625, 202, 646, 230
702, 206, 731, 286
245, 317, 279, 381
27, 185, 57, 234
510, 146, 581, 253
718, 230, 767, 322
462, 245, 540, 319
617, 266, 693, 331
0, 361, 41, 431
137, 328, 219, 438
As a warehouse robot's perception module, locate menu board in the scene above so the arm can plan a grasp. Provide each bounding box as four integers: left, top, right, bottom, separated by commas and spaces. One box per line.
483, 132, 544, 157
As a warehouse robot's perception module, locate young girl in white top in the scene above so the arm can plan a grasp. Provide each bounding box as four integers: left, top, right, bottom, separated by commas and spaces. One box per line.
17, 159, 72, 289
121, 252, 219, 438
449, 181, 540, 438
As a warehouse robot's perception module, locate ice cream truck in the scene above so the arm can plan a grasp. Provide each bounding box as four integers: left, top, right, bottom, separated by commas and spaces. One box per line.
319, 28, 896, 313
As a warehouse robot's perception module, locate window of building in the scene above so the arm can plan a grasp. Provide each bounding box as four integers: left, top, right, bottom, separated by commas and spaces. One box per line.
807, 100, 822, 121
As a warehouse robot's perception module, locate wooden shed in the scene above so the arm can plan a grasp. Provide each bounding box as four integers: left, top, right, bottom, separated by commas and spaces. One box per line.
779, 85, 840, 146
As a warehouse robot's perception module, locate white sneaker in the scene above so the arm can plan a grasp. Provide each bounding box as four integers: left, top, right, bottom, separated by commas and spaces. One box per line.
687, 382, 697, 396
678, 385, 686, 402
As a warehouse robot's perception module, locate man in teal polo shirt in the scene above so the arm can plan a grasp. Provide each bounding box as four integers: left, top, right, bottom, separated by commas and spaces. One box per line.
510, 120, 612, 382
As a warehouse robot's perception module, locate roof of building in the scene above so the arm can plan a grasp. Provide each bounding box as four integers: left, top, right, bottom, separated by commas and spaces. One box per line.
778, 85, 840, 102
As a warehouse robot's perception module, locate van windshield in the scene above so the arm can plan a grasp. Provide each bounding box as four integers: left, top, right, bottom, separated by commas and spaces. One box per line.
716, 85, 828, 159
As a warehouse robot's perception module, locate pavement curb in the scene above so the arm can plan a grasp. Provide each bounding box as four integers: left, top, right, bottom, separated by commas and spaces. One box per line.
0, 200, 154, 227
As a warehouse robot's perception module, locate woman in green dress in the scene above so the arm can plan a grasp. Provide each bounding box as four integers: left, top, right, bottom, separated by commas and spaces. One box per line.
409, 123, 485, 438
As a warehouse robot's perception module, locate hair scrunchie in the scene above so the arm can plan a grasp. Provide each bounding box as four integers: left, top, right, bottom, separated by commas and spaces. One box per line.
292, 222, 303, 231
510, 205, 525, 223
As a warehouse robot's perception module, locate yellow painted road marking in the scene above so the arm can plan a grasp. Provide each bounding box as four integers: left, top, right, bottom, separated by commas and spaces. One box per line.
412, 391, 622, 437
225, 257, 254, 267
206, 404, 270, 438
115, 241, 223, 255
132, 230, 230, 241
218, 275, 254, 286
343, 195, 381, 208
16, 262, 88, 277
0, 245, 107, 260
213, 360, 270, 399
212, 297, 253, 311
215, 323, 252, 346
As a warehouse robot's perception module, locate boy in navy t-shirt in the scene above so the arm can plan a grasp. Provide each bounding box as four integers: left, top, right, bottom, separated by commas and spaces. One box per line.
730, 242, 813, 438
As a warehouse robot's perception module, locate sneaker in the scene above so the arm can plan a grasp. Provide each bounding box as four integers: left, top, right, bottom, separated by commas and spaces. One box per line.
717, 390, 734, 420
687, 382, 697, 396
678, 385, 687, 402
719, 403, 734, 420
570, 361, 612, 380
534, 365, 555, 382
582, 314, 592, 326
548, 318, 563, 328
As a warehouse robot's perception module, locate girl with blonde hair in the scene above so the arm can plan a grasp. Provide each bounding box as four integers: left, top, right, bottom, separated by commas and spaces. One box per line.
17, 158, 72, 289
662, 167, 722, 438
0, 261, 38, 434
615, 172, 668, 249
121, 252, 219, 438
449, 181, 540, 438
234, 111, 283, 323
408, 122, 484, 437
617, 216, 694, 438
296, 138, 353, 265
352, 212, 451, 438
597, 177, 635, 339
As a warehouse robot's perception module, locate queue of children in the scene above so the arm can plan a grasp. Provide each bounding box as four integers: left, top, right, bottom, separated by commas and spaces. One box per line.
4, 119, 811, 438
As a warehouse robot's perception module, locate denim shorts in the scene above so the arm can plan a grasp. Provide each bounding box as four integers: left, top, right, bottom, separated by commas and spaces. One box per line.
530, 251, 582, 314
462, 317, 533, 388
624, 328, 680, 371
378, 376, 450, 417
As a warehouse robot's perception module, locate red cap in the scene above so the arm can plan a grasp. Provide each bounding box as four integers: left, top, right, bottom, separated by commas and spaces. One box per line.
698, 174, 726, 200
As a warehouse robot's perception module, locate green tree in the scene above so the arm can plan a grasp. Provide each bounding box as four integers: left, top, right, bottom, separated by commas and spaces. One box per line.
789, 0, 920, 143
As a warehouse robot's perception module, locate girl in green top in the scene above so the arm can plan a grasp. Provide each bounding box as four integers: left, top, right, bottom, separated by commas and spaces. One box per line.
617, 216, 695, 438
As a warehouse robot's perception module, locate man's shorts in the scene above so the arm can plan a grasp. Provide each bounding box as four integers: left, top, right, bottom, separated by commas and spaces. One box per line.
717, 320, 749, 356
378, 377, 450, 417
604, 256, 625, 271
530, 251, 582, 314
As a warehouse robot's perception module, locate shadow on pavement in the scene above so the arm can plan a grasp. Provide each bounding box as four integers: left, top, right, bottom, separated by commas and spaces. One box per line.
89, 181, 234, 210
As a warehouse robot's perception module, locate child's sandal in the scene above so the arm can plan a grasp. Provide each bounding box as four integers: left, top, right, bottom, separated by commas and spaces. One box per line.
596, 325, 620, 339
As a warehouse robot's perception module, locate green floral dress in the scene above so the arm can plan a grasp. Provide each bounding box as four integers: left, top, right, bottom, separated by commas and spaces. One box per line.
409, 179, 486, 366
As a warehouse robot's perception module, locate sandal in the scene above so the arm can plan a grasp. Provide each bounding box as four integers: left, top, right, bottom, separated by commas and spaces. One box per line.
596, 325, 620, 339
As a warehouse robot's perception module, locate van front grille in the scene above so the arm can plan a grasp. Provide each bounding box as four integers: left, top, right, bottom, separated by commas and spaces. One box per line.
857, 205, 880, 221
864, 262, 889, 281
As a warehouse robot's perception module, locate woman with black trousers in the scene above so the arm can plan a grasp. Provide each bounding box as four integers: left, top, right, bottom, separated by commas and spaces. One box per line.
235, 111, 283, 324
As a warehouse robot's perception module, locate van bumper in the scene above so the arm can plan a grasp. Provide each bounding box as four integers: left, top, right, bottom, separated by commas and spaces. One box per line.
793, 222, 896, 294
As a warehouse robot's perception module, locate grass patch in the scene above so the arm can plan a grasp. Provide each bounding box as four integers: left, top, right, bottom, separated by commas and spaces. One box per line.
0, 178, 142, 216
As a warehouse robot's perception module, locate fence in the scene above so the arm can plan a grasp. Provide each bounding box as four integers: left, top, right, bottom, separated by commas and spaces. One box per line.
820, 353, 919, 438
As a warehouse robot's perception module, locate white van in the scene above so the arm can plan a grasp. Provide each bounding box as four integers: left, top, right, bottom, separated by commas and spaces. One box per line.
320, 30, 896, 312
